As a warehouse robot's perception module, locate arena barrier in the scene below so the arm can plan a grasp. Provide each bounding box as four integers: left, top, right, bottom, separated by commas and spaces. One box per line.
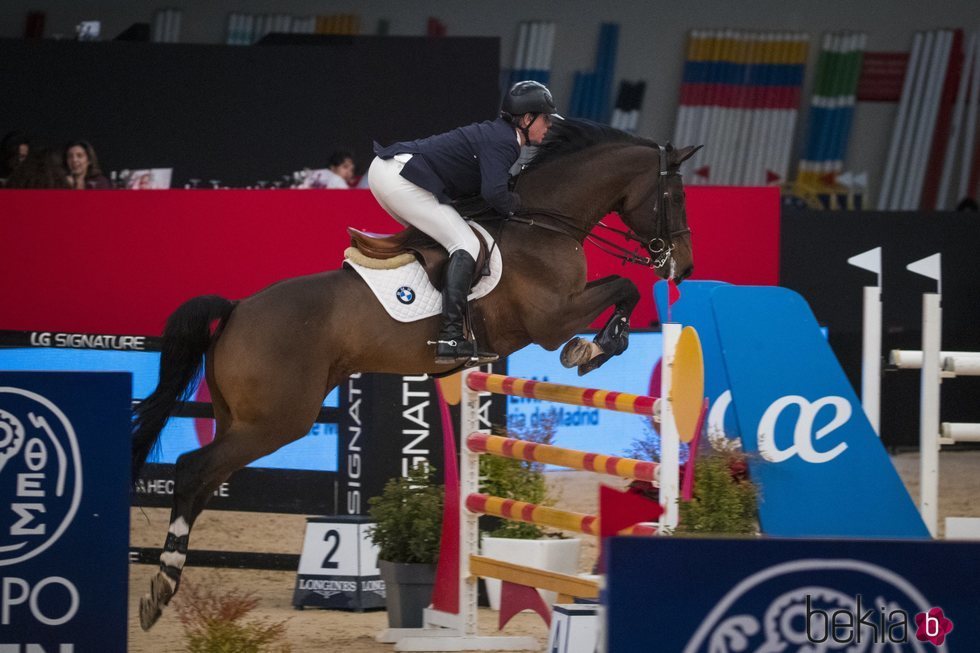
379, 324, 704, 651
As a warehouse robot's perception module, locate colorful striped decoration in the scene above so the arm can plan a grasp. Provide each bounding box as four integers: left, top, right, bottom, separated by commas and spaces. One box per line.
226, 13, 318, 45
878, 29, 956, 209
797, 32, 867, 189
674, 30, 809, 186
508, 21, 555, 86
610, 80, 646, 133
465, 372, 659, 416
466, 434, 660, 483
568, 23, 620, 123
937, 31, 980, 210
314, 14, 360, 35
466, 493, 658, 537
152, 8, 183, 43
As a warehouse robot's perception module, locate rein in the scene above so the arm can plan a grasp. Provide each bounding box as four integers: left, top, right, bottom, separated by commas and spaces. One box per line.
508, 144, 687, 270
506, 210, 657, 267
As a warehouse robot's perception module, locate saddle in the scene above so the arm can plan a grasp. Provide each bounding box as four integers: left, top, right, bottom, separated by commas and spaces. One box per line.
346, 224, 492, 291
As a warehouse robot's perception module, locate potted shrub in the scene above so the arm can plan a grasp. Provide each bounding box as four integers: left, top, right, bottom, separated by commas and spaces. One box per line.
626, 419, 758, 534
367, 463, 444, 628
677, 451, 758, 534
480, 415, 581, 609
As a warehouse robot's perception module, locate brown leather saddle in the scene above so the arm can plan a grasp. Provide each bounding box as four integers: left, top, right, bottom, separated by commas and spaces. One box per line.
347, 224, 492, 291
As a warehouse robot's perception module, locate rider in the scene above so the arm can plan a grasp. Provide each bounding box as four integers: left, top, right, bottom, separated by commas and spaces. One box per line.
369, 80, 561, 364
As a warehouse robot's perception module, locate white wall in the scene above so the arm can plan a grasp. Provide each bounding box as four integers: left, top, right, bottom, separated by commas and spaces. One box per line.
2, 0, 977, 196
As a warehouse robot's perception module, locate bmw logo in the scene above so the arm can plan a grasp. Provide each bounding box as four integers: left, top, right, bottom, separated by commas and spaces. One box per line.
396, 286, 416, 305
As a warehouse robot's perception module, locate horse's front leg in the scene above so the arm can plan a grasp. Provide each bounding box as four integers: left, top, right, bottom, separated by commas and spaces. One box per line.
541, 275, 640, 375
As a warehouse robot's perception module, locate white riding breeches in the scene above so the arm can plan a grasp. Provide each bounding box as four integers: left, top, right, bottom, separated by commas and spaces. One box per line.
368, 154, 481, 260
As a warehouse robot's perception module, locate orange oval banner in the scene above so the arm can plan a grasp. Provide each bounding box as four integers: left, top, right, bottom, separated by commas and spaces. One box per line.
670, 326, 705, 443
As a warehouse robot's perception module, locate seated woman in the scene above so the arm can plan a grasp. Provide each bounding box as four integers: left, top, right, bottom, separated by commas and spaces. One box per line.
4, 147, 70, 189
65, 140, 111, 189
0, 130, 30, 185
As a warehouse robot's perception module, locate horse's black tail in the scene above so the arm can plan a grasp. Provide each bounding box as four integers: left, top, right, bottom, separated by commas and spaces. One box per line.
131, 295, 235, 483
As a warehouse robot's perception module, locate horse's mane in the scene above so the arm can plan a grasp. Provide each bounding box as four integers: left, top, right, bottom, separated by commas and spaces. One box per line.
522, 118, 658, 173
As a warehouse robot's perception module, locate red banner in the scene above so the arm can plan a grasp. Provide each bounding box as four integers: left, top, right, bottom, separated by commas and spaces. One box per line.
0, 187, 778, 334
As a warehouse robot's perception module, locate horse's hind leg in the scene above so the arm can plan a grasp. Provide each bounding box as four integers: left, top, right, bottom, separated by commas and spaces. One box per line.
139, 420, 283, 630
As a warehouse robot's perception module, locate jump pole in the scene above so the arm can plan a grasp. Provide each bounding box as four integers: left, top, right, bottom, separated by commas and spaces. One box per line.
660, 322, 681, 529
383, 325, 702, 650
847, 246, 882, 435
907, 253, 943, 536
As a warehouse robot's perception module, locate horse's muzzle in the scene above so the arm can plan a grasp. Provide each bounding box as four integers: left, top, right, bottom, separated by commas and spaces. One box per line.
674, 265, 693, 284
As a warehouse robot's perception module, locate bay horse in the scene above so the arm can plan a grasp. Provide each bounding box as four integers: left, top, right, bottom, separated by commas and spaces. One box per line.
134, 119, 700, 629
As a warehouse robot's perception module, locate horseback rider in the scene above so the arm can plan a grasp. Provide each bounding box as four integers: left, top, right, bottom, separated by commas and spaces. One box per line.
369, 80, 561, 365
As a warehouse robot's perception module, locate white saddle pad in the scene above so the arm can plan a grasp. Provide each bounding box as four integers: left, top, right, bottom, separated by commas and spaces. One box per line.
343, 222, 503, 323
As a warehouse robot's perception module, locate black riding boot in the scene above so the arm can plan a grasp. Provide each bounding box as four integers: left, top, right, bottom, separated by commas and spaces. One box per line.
432, 250, 498, 365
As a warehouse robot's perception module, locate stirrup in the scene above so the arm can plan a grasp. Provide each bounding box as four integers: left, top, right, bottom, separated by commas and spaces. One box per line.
428, 338, 499, 365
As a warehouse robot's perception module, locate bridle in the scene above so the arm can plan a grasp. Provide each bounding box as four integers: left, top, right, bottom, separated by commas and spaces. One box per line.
508, 143, 688, 270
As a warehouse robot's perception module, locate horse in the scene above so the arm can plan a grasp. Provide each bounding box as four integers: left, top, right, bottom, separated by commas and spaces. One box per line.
133, 119, 700, 630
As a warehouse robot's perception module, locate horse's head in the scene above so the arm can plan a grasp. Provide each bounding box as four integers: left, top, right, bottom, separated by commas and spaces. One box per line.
515, 120, 702, 282
619, 143, 702, 283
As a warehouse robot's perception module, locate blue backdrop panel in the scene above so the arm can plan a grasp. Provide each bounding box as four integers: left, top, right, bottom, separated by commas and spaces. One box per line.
505, 332, 662, 457
711, 286, 928, 538
0, 372, 130, 652
607, 537, 979, 652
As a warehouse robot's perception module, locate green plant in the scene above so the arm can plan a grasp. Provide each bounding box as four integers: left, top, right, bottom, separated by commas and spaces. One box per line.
677, 452, 758, 534
481, 415, 557, 539
367, 463, 444, 563
624, 417, 690, 465
173, 580, 291, 653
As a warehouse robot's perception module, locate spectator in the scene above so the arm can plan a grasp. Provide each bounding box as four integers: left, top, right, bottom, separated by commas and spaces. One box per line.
1, 130, 31, 184
65, 140, 111, 189
5, 146, 70, 189
322, 149, 355, 188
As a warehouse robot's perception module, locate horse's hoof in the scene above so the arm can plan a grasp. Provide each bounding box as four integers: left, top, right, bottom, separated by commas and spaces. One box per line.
561, 338, 600, 368
578, 352, 612, 376
139, 572, 175, 631
139, 593, 163, 631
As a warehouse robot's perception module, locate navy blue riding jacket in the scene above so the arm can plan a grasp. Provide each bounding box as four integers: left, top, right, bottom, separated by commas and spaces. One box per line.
374, 117, 521, 216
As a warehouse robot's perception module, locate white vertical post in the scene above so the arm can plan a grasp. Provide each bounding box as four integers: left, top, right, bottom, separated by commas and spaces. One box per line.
458, 368, 482, 636
660, 323, 681, 532
861, 285, 882, 435
919, 293, 942, 537
847, 246, 882, 434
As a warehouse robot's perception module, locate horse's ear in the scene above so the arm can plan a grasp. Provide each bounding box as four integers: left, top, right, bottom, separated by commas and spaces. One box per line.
672, 144, 704, 166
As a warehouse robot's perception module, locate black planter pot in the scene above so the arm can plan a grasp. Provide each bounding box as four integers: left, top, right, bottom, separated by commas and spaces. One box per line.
378, 559, 438, 628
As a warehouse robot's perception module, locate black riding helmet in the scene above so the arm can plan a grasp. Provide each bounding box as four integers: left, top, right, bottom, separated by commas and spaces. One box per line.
501, 80, 563, 119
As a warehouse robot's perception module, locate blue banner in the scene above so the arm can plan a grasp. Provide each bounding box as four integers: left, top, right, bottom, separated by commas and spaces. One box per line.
0, 348, 338, 472
607, 537, 980, 652
0, 372, 130, 652
711, 286, 928, 538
